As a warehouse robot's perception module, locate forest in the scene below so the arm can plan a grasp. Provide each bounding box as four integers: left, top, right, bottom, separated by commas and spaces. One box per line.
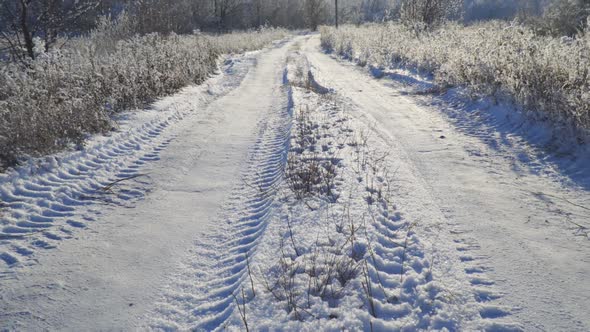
2, 1, 588, 58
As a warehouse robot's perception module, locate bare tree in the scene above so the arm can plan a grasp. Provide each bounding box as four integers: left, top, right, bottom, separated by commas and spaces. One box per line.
213, 0, 242, 31
252, 0, 267, 27
305, 0, 327, 30
400, 0, 463, 26
541, 0, 590, 36
0, 0, 98, 61
335, 0, 339, 28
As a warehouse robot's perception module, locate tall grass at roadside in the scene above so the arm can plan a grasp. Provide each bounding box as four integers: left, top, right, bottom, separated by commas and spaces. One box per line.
321, 22, 590, 136
0, 23, 287, 167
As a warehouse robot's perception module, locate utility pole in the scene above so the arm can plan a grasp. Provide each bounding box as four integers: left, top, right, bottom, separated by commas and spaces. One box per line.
335, 0, 339, 28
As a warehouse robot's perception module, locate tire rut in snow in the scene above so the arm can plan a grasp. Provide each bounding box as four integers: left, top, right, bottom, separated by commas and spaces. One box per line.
0, 121, 172, 267
447, 223, 524, 331
149, 86, 292, 331
386, 71, 590, 212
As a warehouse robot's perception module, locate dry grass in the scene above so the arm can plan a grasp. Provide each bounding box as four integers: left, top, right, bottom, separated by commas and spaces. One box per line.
0, 26, 288, 168
321, 22, 590, 135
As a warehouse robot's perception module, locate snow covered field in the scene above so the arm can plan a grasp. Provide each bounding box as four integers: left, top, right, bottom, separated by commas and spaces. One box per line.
1, 35, 589, 331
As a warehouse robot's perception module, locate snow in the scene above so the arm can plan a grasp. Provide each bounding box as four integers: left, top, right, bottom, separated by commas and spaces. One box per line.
1, 35, 589, 331
301, 36, 590, 330
0, 44, 269, 329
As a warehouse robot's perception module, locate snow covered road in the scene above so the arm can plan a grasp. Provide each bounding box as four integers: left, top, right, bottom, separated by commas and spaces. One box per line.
0, 38, 299, 330
1, 34, 589, 331
302, 36, 590, 331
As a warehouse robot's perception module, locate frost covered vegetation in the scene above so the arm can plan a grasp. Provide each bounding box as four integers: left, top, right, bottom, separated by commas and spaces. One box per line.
0, 21, 287, 168
2, 0, 588, 167
321, 21, 590, 134
189, 52, 458, 330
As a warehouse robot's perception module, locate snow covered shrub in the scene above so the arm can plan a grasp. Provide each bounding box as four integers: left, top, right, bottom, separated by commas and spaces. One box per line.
0, 25, 287, 168
399, 0, 464, 27
89, 12, 138, 53
205, 27, 288, 54
527, 0, 590, 37
0, 52, 112, 164
0, 34, 216, 166
320, 22, 590, 133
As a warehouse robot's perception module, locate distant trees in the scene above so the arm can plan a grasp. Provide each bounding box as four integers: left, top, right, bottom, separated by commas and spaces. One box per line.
399, 0, 463, 26
2, 0, 588, 61
360, 0, 396, 22
514, 0, 590, 36
114, 0, 321, 32
305, 0, 328, 31
538, 0, 590, 36
0, 0, 423, 46
252, 0, 267, 27
464, 0, 522, 21
0, 0, 98, 61
131, 0, 186, 34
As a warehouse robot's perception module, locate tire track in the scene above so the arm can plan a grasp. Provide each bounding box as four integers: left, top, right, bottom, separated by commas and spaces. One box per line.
0, 120, 172, 266
0, 56, 256, 269
149, 83, 292, 331
399, 78, 590, 206
446, 221, 524, 331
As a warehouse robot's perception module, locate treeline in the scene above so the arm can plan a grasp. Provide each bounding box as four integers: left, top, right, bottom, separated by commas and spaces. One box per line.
0, 0, 387, 61
3, 0, 589, 63
395, 0, 589, 37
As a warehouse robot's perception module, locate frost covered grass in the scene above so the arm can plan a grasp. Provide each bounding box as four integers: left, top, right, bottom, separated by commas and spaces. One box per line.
0, 27, 288, 168
320, 22, 590, 136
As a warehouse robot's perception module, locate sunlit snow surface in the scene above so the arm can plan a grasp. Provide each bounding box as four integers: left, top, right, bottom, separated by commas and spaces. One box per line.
1, 36, 589, 331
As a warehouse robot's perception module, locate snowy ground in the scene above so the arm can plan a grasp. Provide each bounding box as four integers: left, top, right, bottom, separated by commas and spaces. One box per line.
1, 35, 589, 331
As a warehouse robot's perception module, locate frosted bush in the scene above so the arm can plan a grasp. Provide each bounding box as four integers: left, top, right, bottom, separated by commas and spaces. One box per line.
321, 22, 590, 134
205, 27, 288, 54
0, 24, 288, 167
